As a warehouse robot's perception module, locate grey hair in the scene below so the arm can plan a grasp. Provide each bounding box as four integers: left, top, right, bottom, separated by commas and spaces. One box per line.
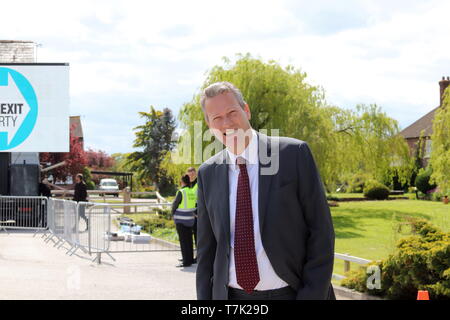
200, 82, 247, 121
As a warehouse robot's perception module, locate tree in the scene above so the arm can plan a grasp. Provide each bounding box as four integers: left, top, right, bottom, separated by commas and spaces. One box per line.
40, 123, 87, 182
404, 130, 427, 189
177, 53, 337, 188
85, 148, 116, 185
174, 54, 413, 191
160, 151, 192, 187
430, 88, 450, 193
332, 104, 414, 189
111, 153, 131, 172
86, 148, 115, 169
127, 107, 177, 195
82, 167, 96, 190
111, 152, 144, 191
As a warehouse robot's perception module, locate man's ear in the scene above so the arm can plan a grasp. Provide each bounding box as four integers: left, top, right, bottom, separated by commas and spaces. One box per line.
245, 103, 251, 120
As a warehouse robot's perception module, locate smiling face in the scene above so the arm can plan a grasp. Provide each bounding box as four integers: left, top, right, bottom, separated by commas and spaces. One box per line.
204, 91, 252, 155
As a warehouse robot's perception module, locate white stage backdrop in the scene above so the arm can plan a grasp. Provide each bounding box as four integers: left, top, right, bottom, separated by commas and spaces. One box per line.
0, 63, 69, 152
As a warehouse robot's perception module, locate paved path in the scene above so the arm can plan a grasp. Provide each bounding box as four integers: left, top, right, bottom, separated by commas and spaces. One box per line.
0, 231, 350, 300
0, 231, 195, 299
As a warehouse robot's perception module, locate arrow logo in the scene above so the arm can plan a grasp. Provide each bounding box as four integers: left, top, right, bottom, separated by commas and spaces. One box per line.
0, 67, 38, 151
0, 73, 31, 145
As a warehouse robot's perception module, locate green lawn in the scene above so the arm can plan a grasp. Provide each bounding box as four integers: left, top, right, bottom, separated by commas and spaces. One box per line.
92, 199, 124, 203
331, 199, 450, 281
328, 193, 415, 200
328, 193, 368, 199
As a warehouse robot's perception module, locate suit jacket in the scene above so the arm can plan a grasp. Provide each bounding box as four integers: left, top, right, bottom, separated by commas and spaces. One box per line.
73, 182, 88, 202
196, 132, 335, 300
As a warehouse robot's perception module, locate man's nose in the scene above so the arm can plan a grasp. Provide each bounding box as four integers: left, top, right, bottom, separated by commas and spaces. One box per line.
222, 115, 233, 128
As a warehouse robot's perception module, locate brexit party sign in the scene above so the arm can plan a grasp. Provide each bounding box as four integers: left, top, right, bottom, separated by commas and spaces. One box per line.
0, 64, 69, 152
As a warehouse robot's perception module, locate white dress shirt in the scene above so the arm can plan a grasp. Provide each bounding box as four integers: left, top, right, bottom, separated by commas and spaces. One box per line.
227, 129, 288, 290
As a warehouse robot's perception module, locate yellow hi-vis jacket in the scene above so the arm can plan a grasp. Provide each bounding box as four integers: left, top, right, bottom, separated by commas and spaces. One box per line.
173, 186, 196, 226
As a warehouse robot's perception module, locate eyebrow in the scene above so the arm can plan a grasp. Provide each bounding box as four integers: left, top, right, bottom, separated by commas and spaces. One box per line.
210, 105, 240, 118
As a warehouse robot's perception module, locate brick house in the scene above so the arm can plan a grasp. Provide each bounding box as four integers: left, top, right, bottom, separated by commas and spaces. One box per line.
399, 77, 450, 167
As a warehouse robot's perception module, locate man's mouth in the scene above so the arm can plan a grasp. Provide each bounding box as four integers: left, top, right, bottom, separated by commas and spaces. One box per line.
223, 129, 238, 137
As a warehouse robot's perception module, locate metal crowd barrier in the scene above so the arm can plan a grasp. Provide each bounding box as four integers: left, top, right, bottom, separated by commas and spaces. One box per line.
0, 196, 48, 230
43, 200, 178, 263
41, 198, 82, 254
85, 202, 178, 263
2, 196, 182, 264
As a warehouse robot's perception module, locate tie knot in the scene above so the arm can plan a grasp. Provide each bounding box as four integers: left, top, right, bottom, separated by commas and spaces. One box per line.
236, 157, 247, 166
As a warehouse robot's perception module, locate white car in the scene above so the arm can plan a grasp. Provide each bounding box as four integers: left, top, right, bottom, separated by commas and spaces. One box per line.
99, 178, 120, 197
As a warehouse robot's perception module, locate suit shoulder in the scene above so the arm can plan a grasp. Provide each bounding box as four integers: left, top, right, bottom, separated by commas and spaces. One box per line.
198, 149, 226, 175
275, 136, 309, 153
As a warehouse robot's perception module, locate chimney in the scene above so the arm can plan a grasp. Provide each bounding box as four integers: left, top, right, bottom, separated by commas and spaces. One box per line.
0, 40, 35, 63
439, 76, 450, 106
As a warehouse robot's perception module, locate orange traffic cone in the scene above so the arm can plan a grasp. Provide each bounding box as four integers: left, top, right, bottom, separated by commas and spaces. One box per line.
417, 290, 430, 300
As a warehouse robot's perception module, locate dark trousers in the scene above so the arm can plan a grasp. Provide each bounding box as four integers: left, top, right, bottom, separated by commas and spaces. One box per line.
39, 202, 48, 228
193, 218, 197, 249
228, 286, 297, 300
228, 285, 336, 300
76, 203, 89, 231
176, 223, 194, 265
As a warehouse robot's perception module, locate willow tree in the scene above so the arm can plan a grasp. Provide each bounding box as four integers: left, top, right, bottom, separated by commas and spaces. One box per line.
173, 53, 338, 189
169, 54, 412, 191
430, 89, 450, 193
331, 104, 414, 188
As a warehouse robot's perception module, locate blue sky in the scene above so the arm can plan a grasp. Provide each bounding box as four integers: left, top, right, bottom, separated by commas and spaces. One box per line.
1, 0, 449, 154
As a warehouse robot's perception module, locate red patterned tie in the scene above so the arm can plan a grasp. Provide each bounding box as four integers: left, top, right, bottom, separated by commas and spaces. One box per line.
234, 157, 260, 293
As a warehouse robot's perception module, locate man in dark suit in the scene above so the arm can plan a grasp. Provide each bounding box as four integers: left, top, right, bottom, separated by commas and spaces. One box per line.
73, 173, 89, 231
196, 81, 335, 300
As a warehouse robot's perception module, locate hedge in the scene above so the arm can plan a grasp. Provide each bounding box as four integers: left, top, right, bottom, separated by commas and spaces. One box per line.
341, 218, 450, 299
415, 167, 437, 194
363, 180, 390, 200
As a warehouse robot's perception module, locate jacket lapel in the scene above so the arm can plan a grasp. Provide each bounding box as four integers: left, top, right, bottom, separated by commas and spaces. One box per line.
215, 150, 231, 248
257, 132, 274, 234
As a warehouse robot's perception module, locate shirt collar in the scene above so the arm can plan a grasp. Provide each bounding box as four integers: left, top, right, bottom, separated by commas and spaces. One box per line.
226, 129, 258, 167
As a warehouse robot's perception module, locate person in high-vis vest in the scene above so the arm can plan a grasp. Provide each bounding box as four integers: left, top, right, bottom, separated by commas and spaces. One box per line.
172, 174, 197, 268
